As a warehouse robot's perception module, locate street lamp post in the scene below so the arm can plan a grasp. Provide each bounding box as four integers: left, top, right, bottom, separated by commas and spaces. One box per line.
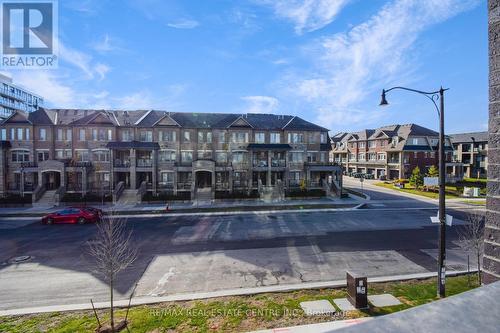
380, 86, 449, 298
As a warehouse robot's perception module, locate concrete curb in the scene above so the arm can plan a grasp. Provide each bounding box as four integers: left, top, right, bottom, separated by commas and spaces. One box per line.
0, 270, 475, 317
0, 204, 364, 221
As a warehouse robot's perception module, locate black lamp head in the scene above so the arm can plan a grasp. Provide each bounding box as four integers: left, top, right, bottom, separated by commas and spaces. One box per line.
379, 89, 389, 106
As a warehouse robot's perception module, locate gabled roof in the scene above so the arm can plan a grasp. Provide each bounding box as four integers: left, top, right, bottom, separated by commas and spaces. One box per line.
1, 110, 31, 124
227, 115, 254, 128
449, 131, 488, 143
1, 109, 330, 131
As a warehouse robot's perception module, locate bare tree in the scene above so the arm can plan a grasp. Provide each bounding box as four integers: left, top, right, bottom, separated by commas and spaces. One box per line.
458, 212, 484, 285
89, 216, 137, 332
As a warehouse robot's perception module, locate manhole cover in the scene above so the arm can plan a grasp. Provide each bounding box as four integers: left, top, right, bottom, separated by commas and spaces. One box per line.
9, 255, 32, 264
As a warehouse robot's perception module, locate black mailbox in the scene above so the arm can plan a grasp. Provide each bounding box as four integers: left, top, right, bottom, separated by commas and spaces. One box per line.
346, 271, 368, 309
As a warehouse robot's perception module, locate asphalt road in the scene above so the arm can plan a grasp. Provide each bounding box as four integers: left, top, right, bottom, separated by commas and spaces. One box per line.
0, 182, 482, 311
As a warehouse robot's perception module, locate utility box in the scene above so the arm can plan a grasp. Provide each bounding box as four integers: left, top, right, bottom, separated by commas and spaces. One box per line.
346, 271, 368, 309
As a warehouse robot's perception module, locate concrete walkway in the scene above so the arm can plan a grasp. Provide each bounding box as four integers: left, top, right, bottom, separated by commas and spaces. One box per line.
0, 270, 473, 317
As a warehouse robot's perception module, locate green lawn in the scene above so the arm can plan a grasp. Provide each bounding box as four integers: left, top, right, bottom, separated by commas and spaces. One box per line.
375, 182, 461, 199
0, 275, 479, 333
461, 200, 487, 206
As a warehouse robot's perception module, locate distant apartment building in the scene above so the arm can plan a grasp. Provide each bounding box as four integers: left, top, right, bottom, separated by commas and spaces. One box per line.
0, 108, 342, 202
330, 124, 459, 180
449, 132, 488, 179
0, 74, 44, 119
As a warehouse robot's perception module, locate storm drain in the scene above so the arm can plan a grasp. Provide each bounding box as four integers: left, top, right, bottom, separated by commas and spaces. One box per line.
9, 255, 32, 264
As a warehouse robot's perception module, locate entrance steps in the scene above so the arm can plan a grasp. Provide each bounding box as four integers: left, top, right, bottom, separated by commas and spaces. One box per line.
194, 188, 213, 205
33, 190, 57, 207
117, 189, 138, 205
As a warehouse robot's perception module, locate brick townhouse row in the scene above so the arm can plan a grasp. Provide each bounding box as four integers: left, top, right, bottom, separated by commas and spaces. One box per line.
0, 108, 343, 202
329, 124, 461, 180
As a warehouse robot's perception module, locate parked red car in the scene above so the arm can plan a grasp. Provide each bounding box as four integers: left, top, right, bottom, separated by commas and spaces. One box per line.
41, 207, 103, 225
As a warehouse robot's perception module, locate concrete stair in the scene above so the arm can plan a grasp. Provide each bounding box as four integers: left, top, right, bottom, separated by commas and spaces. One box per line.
34, 190, 57, 207
117, 189, 138, 205
194, 188, 213, 205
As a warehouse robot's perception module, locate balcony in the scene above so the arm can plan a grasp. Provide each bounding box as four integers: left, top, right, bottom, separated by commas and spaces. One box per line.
271, 159, 286, 167
158, 182, 174, 190
253, 160, 268, 168
177, 182, 192, 190
114, 159, 131, 168
388, 159, 400, 164
137, 159, 153, 167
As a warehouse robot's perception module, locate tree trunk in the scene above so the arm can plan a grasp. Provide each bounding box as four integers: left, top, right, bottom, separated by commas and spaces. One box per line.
477, 250, 482, 285
110, 277, 114, 332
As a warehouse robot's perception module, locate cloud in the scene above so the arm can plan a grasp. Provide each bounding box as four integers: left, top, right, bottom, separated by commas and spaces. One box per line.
278, 0, 480, 131
242, 96, 280, 114
167, 19, 199, 29
15, 71, 77, 107
92, 34, 125, 53
59, 41, 111, 80
257, 0, 351, 34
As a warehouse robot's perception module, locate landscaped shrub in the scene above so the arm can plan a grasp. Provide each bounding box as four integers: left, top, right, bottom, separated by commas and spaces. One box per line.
215, 190, 259, 200
142, 191, 191, 202
61, 193, 112, 203
0, 194, 31, 205
285, 189, 326, 198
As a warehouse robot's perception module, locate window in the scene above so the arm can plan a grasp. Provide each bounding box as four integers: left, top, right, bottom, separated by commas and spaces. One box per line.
308, 132, 316, 143
368, 141, 376, 148
359, 142, 366, 148
36, 128, 46, 141
159, 150, 176, 162
37, 151, 49, 162
26, 128, 30, 140
289, 152, 304, 163
17, 128, 23, 140
12, 150, 29, 162
139, 130, 153, 142
288, 133, 304, 144
358, 153, 365, 161
56, 128, 63, 141
307, 152, 317, 163
377, 153, 386, 161
231, 132, 248, 143
75, 150, 89, 162
391, 137, 399, 145
92, 150, 110, 162
270, 132, 281, 144
10, 128, 14, 140
349, 153, 356, 161
216, 152, 227, 164
320, 132, 327, 144
55, 149, 71, 159
414, 152, 418, 158
232, 151, 246, 164
181, 151, 193, 163
92, 129, 98, 141
98, 129, 107, 141
198, 150, 212, 159
381, 140, 386, 147
79, 129, 85, 141
121, 129, 132, 141
66, 129, 72, 141
159, 130, 176, 142
430, 139, 439, 146
198, 131, 212, 143
160, 172, 174, 184
412, 138, 419, 145
183, 131, 191, 142
1, 129, 6, 140
320, 152, 326, 163
255, 132, 265, 144
107, 129, 112, 141
368, 153, 376, 161
219, 132, 226, 143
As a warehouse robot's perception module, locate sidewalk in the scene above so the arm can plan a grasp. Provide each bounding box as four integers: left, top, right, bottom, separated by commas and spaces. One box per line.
0, 196, 362, 217
0, 270, 472, 317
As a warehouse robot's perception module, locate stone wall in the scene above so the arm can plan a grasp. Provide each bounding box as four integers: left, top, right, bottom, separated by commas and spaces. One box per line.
484, 0, 500, 284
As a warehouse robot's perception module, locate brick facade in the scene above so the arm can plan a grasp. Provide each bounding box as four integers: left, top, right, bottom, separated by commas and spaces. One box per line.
484, 0, 500, 284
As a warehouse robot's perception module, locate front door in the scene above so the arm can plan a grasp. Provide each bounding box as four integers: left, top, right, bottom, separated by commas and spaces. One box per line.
44, 172, 61, 190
